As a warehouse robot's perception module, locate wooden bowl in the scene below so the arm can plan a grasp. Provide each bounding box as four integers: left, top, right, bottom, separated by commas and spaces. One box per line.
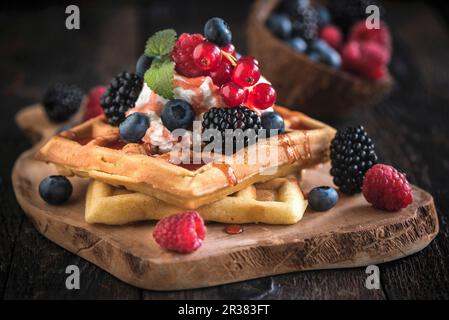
246, 0, 394, 116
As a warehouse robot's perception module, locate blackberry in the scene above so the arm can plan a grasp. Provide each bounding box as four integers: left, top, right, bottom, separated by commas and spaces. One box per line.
101, 72, 143, 126
43, 84, 84, 123
330, 126, 378, 195
290, 5, 319, 42
202, 107, 262, 154
328, 0, 385, 33
282, 0, 310, 16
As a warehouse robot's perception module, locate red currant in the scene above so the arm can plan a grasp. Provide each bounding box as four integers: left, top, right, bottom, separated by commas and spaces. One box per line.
232, 59, 261, 88
247, 83, 277, 110
238, 55, 259, 66
193, 41, 222, 71
220, 82, 247, 107
222, 43, 236, 56
208, 60, 233, 87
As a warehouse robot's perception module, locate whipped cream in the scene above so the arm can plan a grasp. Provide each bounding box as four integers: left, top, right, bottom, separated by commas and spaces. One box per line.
134, 83, 168, 112
173, 75, 220, 112
142, 112, 175, 153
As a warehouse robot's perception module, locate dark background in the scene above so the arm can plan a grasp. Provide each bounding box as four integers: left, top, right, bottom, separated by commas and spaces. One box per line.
1, 0, 449, 299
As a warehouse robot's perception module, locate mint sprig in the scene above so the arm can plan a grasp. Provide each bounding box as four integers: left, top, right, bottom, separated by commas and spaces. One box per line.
144, 59, 175, 100
145, 29, 177, 58
143, 29, 177, 99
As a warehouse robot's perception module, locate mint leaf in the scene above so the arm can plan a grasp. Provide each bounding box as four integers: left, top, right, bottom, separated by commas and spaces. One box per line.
145, 29, 177, 58
144, 59, 175, 100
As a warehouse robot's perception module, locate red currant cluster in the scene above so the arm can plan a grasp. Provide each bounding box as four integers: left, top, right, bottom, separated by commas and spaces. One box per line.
194, 43, 277, 110
172, 33, 277, 111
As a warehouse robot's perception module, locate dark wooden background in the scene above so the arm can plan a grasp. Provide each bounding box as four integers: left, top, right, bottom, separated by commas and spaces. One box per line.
1, 0, 449, 299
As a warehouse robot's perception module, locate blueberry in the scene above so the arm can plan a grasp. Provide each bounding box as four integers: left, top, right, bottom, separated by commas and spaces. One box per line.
309, 40, 341, 68
287, 37, 308, 53
261, 112, 285, 137
266, 14, 292, 40
316, 5, 332, 28
325, 49, 342, 69
161, 99, 194, 131
136, 54, 154, 78
310, 39, 328, 53
204, 17, 232, 47
308, 51, 322, 62
308, 186, 339, 212
39, 176, 73, 205
119, 112, 150, 143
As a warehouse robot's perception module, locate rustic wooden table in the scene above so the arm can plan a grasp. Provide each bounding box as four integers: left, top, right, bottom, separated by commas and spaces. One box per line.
1, 0, 448, 299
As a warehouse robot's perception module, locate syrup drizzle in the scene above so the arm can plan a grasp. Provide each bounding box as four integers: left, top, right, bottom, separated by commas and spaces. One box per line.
177, 162, 206, 171
278, 134, 301, 163
153, 152, 207, 171
93, 136, 127, 150
62, 130, 93, 146
60, 130, 77, 140
76, 137, 94, 146
225, 225, 244, 235
302, 130, 311, 159
278, 131, 311, 163
212, 163, 237, 187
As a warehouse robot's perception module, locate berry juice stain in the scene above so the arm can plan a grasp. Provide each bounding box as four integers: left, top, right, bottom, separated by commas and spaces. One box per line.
225, 225, 244, 235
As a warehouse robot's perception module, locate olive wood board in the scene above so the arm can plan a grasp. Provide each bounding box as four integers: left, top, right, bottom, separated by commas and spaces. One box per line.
12, 104, 439, 290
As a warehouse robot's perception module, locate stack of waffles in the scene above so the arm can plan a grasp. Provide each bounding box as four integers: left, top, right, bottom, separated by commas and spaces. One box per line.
36, 105, 335, 225
35, 22, 337, 226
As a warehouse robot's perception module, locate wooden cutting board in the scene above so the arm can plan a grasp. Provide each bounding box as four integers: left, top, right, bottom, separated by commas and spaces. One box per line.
12, 104, 439, 290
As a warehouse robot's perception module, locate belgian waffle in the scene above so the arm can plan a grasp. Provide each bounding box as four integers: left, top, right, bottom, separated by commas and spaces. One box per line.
86, 175, 306, 225
36, 106, 335, 209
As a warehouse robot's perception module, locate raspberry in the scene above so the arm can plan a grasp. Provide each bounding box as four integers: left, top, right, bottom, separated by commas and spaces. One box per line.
171, 33, 206, 78
362, 164, 413, 211
83, 86, 107, 121
341, 41, 389, 80
349, 21, 391, 57
153, 211, 206, 253
319, 25, 343, 50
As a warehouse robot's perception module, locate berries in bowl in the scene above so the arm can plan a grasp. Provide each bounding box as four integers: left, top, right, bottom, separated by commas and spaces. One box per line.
246, 0, 394, 116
